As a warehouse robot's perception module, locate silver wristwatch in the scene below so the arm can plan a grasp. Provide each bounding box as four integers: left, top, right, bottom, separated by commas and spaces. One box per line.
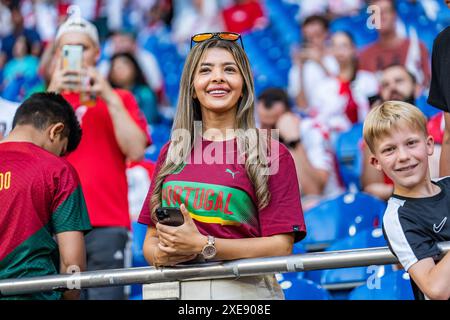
201, 235, 217, 260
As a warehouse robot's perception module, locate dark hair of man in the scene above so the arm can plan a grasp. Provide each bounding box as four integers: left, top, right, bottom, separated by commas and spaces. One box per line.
383, 63, 417, 85
258, 87, 291, 111
12, 92, 82, 153
302, 14, 329, 30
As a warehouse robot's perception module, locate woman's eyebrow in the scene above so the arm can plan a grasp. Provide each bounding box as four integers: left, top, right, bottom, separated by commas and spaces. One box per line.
199, 61, 238, 66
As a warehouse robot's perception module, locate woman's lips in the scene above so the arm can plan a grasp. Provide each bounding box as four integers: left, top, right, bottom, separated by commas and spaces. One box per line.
207, 89, 229, 97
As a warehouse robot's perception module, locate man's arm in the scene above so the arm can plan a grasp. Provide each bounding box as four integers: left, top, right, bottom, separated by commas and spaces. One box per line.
88, 68, 148, 161
276, 113, 329, 195
408, 252, 450, 300
289, 143, 329, 195
56, 231, 86, 300
440, 112, 450, 177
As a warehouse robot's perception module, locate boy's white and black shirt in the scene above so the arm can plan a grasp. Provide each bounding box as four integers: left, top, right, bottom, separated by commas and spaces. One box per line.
382, 176, 450, 272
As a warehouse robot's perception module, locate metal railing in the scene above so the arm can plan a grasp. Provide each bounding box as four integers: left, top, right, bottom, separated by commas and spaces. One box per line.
1, 242, 449, 297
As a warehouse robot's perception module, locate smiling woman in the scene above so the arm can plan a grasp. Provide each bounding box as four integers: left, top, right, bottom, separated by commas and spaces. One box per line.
138, 34, 306, 300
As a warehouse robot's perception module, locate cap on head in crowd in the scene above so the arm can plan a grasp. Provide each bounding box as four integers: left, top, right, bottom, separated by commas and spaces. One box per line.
55, 16, 100, 46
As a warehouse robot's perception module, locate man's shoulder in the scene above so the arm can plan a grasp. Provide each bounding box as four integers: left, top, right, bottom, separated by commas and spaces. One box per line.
384, 196, 418, 223
359, 42, 379, 56
434, 26, 450, 46
40, 151, 77, 176
433, 176, 450, 189
384, 186, 448, 224
2, 142, 76, 178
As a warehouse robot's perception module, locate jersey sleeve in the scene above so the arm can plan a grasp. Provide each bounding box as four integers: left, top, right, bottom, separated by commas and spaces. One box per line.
383, 200, 441, 271
138, 142, 171, 226
116, 89, 152, 146
50, 162, 92, 234
258, 144, 306, 242
427, 28, 450, 112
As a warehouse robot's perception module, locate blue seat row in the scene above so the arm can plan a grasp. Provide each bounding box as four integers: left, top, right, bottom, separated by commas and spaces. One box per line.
302, 191, 386, 251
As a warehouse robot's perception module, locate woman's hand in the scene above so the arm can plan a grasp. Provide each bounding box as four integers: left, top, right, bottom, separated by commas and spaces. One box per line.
85, 67, 116, 102
47, 63, 83, 93
156, 204, 207, 256
151, 245, 197, 267
276, 112, 301, 142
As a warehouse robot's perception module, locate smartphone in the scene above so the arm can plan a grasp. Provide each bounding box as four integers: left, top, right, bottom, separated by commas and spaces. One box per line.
62, 44, 83, 71
368, 94, 381, 106
156, 207, 184, 227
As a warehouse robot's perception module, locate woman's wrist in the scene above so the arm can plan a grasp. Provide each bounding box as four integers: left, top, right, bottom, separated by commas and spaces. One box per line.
196, 234, 208, 254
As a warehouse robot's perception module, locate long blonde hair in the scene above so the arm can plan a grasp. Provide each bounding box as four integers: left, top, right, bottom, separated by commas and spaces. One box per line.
150, 39, 271, 219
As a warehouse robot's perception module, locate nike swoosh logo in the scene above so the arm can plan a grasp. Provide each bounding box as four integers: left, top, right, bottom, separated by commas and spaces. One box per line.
433, 217, 447, 233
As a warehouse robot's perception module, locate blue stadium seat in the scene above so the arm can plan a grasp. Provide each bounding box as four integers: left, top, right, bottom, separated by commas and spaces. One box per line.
348, 270, 415, 300
302, 192, 386, 251
264, 0, 300, 47
149, 123, 171, 145
279, 278, 332, 300
396, 0, 428, 26
304, 229, 389, 291
416, 94, 441, 119
131, 221, 148, 268
403, 18, 440, 53
330, 14, 378, 49
334, 122, 364, 190
129, 221, 149, 300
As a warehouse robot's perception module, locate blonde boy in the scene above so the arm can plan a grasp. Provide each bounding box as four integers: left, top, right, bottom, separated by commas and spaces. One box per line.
363, 101, 450, 300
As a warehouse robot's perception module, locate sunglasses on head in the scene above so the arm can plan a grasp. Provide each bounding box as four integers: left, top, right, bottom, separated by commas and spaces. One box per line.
190, 32, 244, 49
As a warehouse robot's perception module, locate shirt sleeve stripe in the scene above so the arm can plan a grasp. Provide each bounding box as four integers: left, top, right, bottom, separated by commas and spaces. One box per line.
383, 197, 418, 271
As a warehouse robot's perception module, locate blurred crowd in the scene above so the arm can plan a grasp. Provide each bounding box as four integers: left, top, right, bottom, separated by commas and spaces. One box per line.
0, 0, 447, 215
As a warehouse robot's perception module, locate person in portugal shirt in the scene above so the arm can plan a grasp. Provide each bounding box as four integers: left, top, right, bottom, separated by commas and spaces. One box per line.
139, 34, 306, 300
0, 92, 91, 300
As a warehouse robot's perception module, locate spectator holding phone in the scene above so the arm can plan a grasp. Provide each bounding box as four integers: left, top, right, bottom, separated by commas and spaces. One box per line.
0, 92, 91, 300
287, 14, 339, 111
139, 33, 306, 300
47, 16, 150, 300
308, 31, 378, 135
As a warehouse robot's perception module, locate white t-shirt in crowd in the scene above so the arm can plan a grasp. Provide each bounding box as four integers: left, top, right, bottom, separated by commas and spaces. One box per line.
0, 97, 20, 139
300, 117, 344, 199
287, 55, 340, 107
308, 70, 379, 133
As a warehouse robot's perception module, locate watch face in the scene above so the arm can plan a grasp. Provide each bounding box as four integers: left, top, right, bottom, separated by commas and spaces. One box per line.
202, 245, 216, 259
